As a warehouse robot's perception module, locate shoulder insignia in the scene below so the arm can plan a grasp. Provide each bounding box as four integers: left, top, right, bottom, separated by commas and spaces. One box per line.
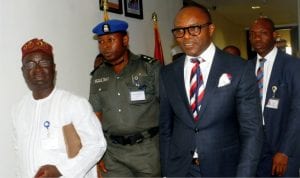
140, 54, 156, 64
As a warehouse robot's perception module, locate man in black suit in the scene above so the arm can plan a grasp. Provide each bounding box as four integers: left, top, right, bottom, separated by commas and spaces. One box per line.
159, 4, 263, 177
249, 17, 300, 177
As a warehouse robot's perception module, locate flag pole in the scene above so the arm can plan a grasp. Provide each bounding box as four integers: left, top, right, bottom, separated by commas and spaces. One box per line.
152, 12, 164, 65
102, 0, 109, 22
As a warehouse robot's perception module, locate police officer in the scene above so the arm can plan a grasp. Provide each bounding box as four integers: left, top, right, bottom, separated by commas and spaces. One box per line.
89, 19, 161, 177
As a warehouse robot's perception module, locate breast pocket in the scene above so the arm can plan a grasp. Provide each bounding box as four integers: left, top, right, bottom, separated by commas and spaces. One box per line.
216, 82, 234, 91
126, 76, 155, 105
90, 82, 110, 111
91, 81, 109, 94
41, 124, 64, 151
215, 85, 235, 98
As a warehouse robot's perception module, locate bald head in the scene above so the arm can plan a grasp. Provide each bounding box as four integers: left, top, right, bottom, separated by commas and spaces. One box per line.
251, 17, 275, 32
223, 45, 241, 56
175, 5, 212, 25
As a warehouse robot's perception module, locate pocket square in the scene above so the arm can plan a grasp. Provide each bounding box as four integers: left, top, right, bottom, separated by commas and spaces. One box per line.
218, 73, 232, 87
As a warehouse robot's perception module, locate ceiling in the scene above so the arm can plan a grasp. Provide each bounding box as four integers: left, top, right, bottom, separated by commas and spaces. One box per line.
192, 0, 299, 28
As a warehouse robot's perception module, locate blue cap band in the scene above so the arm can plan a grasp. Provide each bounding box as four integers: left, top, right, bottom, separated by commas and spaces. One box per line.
93, 19, 128, 36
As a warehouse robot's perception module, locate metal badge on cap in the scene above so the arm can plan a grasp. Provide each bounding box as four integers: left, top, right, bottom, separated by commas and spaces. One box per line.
103, 23, 110, 33
92, 0, 128, 36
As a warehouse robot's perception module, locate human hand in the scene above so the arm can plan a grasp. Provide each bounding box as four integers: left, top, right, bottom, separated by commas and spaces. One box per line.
34, 164, 62, 178
97, 160, 108, 178
272, 152, 288, 176
95, 112, 103, 123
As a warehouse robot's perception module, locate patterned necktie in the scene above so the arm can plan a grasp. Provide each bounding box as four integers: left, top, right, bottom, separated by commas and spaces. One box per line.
256, 58, 266, 100
190, 58, 205, 122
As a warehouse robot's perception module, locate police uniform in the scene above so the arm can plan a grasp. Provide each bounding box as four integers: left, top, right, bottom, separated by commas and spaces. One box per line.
90, 19, 161, 177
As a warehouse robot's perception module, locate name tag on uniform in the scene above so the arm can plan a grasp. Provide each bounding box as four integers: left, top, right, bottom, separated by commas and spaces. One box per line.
130, 90, 145, 101
266, 98, 279, 109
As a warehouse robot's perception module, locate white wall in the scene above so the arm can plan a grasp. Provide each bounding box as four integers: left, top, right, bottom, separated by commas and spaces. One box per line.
210, 11, 247, 59
0, 0, 182, 177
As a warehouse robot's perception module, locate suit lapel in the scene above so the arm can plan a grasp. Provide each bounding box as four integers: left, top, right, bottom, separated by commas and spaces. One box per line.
174, 56, 190, 107
263, 51, 284, 119
172, 56, 196, 125
196, 49, 225, 126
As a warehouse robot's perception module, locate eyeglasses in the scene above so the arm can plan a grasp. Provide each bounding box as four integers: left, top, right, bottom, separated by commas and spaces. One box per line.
171, 22, 212, 38
22, 60, 53, 70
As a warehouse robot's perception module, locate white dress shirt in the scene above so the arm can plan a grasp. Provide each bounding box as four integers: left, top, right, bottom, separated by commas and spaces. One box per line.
12, 88, 107, 178
184, 43, 216, 102
255, 47, 277, 125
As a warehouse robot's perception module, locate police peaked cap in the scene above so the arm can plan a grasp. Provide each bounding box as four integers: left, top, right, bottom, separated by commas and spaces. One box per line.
93, 19, 128, 36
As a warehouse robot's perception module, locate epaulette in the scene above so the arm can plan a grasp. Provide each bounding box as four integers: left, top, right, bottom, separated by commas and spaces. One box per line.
140, 54, 156, 64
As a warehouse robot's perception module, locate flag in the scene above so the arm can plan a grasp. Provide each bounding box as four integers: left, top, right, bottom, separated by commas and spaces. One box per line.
152, 12, 164, 65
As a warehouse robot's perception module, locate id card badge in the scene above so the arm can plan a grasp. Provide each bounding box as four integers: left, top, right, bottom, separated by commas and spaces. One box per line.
266, 98, 279, 109
266, 86, 279, 109
130, 90, 146, 101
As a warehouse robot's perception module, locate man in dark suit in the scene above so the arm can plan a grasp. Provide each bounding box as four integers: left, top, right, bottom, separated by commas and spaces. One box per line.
159, 4, 263, 177
249, 17, 300, 177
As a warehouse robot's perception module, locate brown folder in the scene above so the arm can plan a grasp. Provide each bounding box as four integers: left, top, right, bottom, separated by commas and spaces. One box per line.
62, 123, 82, 158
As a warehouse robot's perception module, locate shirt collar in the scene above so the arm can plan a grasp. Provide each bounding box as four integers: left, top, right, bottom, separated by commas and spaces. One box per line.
186, 43, 216, 62
31, 87, 57, 102
256, 46, 277, 63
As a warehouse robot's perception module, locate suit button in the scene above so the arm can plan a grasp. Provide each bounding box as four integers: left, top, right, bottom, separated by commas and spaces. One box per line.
194, 128, 199, 133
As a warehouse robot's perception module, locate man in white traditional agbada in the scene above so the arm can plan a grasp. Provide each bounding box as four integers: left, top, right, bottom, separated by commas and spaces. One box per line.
12, 38, 107, 178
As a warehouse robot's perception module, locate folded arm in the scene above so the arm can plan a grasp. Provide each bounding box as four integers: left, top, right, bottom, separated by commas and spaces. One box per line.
56, 98, 107, 177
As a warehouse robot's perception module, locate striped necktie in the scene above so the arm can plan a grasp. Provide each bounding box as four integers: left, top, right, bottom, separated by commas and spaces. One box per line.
190, 58, 205, 122
256, 58, 266, 100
